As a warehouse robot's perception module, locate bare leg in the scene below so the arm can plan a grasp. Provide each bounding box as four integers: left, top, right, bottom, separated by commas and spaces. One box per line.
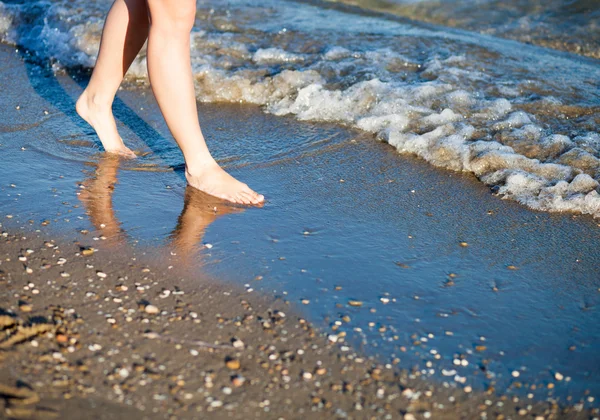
76, 0, 149, 157
146, 0, 264, 205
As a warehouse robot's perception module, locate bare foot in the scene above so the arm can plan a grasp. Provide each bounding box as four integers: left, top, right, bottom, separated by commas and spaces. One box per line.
185, 162, 264, 205
76, 90, 136, 158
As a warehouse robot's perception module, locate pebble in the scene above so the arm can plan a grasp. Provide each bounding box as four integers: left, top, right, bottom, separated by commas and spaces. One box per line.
301, 299, 310, 305
232, 339, 245, 349
328, 334, 339, 343
231, 375, 245, 387
144, 305, 160, 315
348, 300, 363, 307
512, 370, 520, 378
225, 359, 240, 370
82, 248, 94, 256
380, 297, 390, 304
554, 372, 564, 381
96, 271, 107, 278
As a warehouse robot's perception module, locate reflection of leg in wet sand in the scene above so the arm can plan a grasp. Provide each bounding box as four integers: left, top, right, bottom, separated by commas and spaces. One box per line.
169, 187, 244, 261
77, 155, 126, 247
76, 0, 264, 205
78, 155, 245, 258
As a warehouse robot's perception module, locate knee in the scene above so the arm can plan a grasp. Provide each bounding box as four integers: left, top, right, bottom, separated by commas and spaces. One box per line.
147, 0, 196, 34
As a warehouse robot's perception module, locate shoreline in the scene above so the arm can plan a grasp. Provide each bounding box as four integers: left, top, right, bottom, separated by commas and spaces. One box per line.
0, 228, 594, 419
1, 40, 599, 418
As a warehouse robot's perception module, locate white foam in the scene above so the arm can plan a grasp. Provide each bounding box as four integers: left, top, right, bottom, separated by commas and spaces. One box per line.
0, 3, 12, 38
252, 47, 304, 64
1, 0, 598, 218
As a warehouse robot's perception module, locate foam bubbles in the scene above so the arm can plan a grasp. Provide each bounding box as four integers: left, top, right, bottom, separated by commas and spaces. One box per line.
1, 0, 599, 218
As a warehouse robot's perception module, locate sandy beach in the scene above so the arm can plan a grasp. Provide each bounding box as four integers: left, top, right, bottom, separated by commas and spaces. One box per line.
0, 24, 599, 420
0, 232, 594, 420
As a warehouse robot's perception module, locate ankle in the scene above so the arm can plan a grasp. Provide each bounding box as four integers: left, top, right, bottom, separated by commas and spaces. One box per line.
185, 158, 219, 177
79, 89, 114, 111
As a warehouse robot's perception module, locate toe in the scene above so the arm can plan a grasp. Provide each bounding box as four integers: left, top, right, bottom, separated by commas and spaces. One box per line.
241, 185, 263, 204
238, 192, 254, 205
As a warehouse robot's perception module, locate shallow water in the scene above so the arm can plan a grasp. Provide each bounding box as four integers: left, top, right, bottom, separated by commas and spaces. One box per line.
327, 0, 600, 59
1, 0, 600, 218
1, 43, 599, 407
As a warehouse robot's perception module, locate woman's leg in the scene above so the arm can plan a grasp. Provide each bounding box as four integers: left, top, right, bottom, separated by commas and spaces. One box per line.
146, 0, 263, 205
76, 0, 149, 157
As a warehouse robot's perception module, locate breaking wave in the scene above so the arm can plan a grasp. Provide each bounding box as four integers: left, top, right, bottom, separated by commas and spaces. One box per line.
1, 0, 600, 217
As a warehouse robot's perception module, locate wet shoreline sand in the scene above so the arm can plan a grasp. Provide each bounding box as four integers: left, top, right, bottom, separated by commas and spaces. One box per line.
0, 41, 599, 418
0, 230, 594, 419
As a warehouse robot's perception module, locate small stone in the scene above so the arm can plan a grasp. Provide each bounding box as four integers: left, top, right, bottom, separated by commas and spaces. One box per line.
96, 271, 107, 278
144, 305, 159, 315
512, 370, 520, 378
232, 339, 245, 349
19, 304, 32, 313
348, 300, 363, 307
554, 372, 564, 381
459, 242, 468, 247
380, 297, 390, 304
82, 249, 94, 256
301, 299, 310, 305
231, 375, 245, 387
210, 400, 223, 408
225, 359, 240, 370
328, 334, 338, 343
56, 334, 68, 343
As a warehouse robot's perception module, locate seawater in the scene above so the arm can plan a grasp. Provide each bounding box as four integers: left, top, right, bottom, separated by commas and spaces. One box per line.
1, 0, 600, 218
328, 0, 600, 59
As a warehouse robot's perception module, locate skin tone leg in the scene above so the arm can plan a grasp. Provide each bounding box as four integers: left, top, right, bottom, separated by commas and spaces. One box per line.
78, 0, 264, 204
145, 0, 263, 205
76, 0, 149, 158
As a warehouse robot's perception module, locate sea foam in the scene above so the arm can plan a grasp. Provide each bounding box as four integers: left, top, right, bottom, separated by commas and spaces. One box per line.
1, 0, 599, 218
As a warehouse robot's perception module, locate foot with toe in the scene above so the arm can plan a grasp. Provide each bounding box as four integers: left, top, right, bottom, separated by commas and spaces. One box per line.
76, 90, 136, 158
185, 162, 264, 205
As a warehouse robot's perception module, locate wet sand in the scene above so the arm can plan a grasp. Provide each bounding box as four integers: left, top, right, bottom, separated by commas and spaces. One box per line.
0, 231, 594, 420
0, 42, 599, 418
